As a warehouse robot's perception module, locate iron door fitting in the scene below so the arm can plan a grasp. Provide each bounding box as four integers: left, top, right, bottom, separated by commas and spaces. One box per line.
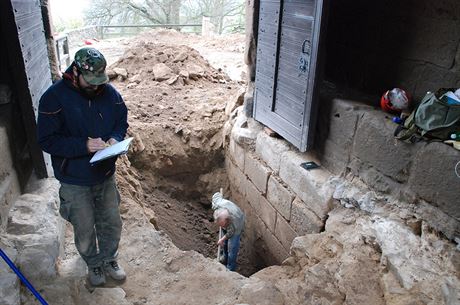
299, 39, 311, 74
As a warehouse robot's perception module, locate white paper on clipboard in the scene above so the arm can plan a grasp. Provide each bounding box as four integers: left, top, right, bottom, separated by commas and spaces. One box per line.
90, 137, 133, 164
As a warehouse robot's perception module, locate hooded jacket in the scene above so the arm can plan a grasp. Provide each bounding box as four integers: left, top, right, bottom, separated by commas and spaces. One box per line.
37, 69, 128, 186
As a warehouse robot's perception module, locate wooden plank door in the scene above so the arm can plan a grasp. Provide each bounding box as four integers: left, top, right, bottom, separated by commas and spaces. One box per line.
254, 0, 327, 152
1, 0, 52, 178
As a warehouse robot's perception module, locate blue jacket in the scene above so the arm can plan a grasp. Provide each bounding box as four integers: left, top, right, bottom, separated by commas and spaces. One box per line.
37, 76, 128, 186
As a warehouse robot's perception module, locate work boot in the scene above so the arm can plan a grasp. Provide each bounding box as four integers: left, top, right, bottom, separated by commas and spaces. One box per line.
88, 266, 106, 286
104, 260, 126, 281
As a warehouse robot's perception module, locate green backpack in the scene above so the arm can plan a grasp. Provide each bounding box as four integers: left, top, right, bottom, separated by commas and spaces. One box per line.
395, 88, 460, 142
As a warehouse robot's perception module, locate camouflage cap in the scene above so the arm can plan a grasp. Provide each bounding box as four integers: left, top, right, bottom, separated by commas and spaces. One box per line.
74, 47, 109, 85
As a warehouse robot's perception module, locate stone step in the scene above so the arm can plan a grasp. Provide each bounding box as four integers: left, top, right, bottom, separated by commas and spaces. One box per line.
5, 179, 63, 283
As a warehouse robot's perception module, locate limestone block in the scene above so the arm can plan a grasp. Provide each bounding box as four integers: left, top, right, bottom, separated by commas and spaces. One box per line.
259, 222, 289, 265
325, 99, 365, 148
373, 218, 432, 290
231, 106, 260, 149
232, 127, 258, 148
416, 200, 460, 241
257, 195, 277, 233
16, 241, 59, 281
7, 192, 60, 237
226, 157, 247, 199
408, 142, 460, 221
229, 137, 245, 171
290, 197, 324, 236
275, 215, 297, 251
266, 176, 294, 221
320, 139, 349, 175
0, 273, 19, 305
255, 132, 291, 174
348, 157, 404, 195
244, 154, 271, 195
0, 239, 19, 305
317, 98, 373, 174
245, 179, 260, 211
352, 111, 414, 183
279, 151, 334, 220
6, 180, 62, 282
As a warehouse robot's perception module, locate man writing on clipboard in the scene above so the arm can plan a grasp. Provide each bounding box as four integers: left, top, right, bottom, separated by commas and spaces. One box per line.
37, 47, 128, 287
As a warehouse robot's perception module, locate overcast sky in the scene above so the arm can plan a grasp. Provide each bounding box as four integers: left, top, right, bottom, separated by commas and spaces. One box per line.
50, 0, 89, 20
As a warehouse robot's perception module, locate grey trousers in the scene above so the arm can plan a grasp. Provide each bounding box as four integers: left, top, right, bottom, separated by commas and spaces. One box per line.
59, 175, 122, 268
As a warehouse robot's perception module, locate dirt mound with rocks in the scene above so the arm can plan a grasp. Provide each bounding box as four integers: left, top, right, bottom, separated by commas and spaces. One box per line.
109, 39, 242, 192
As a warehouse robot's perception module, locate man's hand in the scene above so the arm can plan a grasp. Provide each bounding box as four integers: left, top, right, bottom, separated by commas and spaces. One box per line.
217, 236, 226, 247
107, 138, 119, 146
87, 137, 106, 153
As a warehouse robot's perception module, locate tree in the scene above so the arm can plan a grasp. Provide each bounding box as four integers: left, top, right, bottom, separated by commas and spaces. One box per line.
182, 0, 244, 34
84, 0, 181, 25
83, 0, 245, 34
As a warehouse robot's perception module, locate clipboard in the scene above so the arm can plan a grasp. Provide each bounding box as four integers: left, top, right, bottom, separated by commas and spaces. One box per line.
90, 137, 133, 164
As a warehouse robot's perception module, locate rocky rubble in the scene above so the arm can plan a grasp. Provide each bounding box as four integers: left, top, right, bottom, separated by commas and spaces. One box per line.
245, 207, 460, 305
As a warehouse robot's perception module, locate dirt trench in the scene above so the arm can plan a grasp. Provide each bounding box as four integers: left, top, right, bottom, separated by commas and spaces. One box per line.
101, 30, 262, 276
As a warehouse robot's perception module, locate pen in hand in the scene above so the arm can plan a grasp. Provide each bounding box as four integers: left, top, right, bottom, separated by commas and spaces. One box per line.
87, 137, 109, 153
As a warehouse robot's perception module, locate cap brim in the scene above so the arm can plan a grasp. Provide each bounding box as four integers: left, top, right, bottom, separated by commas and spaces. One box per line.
81, 71, 109, 86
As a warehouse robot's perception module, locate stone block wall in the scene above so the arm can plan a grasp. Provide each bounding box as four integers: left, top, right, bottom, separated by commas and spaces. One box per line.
317, 97, 460, 240
226, 120, 333, 265
226, 102, 460, 266
325, 0, 460, 100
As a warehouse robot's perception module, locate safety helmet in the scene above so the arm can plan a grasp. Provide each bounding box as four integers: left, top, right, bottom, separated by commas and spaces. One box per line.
74, 47, 108, 86
380, 88, 410, 114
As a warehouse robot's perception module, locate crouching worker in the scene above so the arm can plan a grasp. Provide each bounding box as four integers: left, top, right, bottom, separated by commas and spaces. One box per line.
37, 47, 128, 286
212, 192, 245, 271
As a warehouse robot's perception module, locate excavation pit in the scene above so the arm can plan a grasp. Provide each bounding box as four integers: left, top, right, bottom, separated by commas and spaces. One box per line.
131, 166, 270, 277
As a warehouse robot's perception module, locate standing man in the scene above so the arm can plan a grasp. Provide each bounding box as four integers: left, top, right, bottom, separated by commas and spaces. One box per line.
212, 192, 245, 271
37, 47, 128, 286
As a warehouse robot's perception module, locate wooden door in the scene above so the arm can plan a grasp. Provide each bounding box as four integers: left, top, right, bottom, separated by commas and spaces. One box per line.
0, 0, 52, 178
254, 0, 327, 152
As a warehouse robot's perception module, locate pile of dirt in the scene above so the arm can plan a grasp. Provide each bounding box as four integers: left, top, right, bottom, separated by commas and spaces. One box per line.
109, 40, 241, 183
